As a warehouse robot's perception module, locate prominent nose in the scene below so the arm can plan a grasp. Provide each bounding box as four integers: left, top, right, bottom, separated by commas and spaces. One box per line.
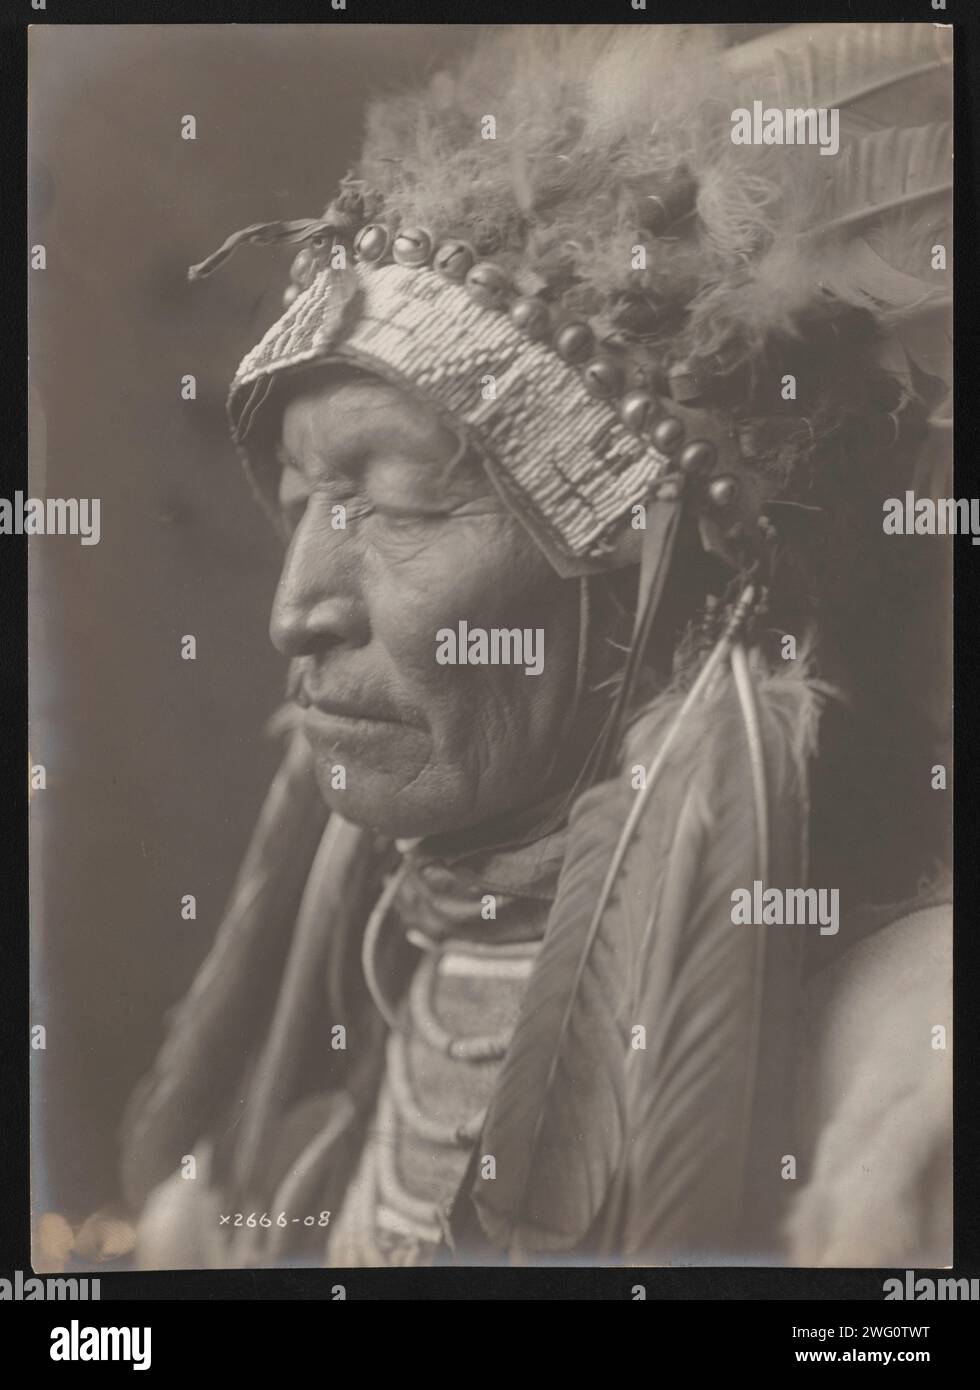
269, 502, 369, 658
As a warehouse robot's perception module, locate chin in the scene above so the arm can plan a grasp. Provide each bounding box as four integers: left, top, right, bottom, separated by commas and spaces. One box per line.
311, 763, 473, 840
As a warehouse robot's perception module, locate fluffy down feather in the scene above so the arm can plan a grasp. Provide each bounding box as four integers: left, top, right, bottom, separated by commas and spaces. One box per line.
351, 24, 950, 378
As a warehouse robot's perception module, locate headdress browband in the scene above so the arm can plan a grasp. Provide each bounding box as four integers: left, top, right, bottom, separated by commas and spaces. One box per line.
190, 198, 758, 578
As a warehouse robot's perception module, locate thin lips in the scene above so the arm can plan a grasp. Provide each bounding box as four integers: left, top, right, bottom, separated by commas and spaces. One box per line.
300, 683, 407, 726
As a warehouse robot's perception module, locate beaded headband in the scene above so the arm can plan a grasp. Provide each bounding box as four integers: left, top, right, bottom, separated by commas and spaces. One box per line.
211, 215, 738, 578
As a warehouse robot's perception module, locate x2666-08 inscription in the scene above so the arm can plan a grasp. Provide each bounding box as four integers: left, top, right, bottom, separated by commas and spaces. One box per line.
218, 1211, 331, 1228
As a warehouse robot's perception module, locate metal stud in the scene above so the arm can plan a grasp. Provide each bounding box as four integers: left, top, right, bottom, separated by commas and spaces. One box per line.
677, 440, 717, 475
582, 357, 625, 399
391, 226, 434, 268
289, 247, 321, 287
433, 239, 476, 282
619, 389, 660, 434
707, 475, 738, 510
354, 223, 390, 263
554, 321, 594, 364
651, 415, 685, 454
464, 261, 510, 309
509, 296, 551, 339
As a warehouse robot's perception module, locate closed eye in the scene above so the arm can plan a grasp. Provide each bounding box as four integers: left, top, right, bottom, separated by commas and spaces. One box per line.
374, 505, 450, 525
277, 459, 365, 532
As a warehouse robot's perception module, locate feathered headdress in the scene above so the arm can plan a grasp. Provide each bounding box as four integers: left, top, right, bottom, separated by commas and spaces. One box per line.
188, 22, 951, 588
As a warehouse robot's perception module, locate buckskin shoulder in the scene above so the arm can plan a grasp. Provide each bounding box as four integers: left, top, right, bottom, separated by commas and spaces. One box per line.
786, 904, 952, 1267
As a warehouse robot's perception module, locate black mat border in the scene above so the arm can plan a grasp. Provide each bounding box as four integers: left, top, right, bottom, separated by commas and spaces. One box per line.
1, 0, 977, 1306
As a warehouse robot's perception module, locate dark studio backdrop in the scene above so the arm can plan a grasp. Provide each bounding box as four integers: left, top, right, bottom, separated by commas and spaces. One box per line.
28, 24, 484, 1223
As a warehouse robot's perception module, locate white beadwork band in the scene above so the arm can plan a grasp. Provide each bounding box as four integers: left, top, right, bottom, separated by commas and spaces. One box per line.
228, 262, 672, 575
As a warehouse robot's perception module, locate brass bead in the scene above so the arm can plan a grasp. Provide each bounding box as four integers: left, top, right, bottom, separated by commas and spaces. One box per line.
509, 296, 551, 339
354, 223, 390, 262
392, 226, 434, 267
289, 247, 318, 287
677, 440, 717, 475
465, 261, 510, 309
582, 356, 625, 399
554, 321, 594, 364
707, 475, 738, 510
282, 284, 301, 308
640, 171, 698, 234
433, 239, 476, 282
619, 389, 660, 434
651, 415, 685, 454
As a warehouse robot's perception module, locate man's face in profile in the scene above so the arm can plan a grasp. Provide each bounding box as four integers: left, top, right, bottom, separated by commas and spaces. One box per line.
271, 373, 584, 838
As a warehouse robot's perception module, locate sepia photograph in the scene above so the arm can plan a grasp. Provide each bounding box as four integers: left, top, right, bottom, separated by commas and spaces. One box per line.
25, 19, 953, 1278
